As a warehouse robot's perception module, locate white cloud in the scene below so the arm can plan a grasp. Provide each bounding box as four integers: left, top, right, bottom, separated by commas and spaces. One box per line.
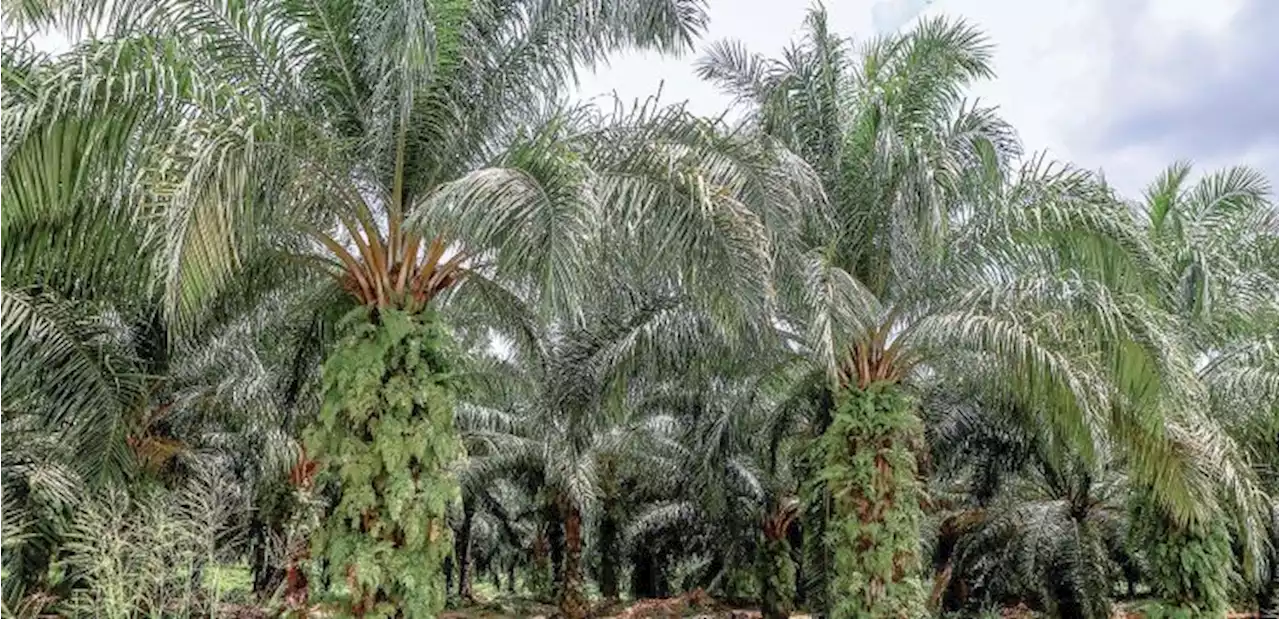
576, 0, 1277, 198
569, 1, 889, 118
1088, 0, 1277, 194
871, 0, 935, 33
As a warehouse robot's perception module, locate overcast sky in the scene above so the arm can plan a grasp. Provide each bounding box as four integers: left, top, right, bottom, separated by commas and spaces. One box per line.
574, 0, 1279, 199
21, 0, 1277, 199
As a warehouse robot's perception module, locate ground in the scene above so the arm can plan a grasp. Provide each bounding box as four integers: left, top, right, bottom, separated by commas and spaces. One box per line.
440, 589, 809, 619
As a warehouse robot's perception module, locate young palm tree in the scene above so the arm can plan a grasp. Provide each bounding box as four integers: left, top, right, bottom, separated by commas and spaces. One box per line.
924, 384, 1135, 618
454, 268, 722, 619
623, 357, 815, 618
2, 1, 825, 615
697, 8, 1256, 617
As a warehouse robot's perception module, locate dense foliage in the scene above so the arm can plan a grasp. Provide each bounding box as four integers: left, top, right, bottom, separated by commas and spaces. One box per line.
2, 1, 1276, 618
305, 309, 461, 617
1129, 492, 1236, 618
815, 386, 926, 619
756, 534, 795, 619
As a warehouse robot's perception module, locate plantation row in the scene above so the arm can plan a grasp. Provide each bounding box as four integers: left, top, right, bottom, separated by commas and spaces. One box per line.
2, 1, 1275, 618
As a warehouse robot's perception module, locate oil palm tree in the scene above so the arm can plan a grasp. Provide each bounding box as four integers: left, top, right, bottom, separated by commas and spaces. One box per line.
696, 8, 1257, 617
1129, 163, 1278, 614
0, 271, 336, 611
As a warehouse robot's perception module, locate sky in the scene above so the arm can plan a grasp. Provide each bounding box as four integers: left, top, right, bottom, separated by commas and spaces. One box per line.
18, 0, 1278, 200
574, 0, 1280, 199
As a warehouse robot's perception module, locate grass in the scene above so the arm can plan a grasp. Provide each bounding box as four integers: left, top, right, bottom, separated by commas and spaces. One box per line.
202, 563, 253, 601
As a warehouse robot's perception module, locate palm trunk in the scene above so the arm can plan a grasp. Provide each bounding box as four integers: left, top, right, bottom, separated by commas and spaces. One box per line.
457, 499, 475, 601
757, 535, 795, 619
548, 505, 565, 597
558, 501, 590, 619
818, 383, 926, 619
249, 516, 286, 598
599, 505, 620, 601
530, 529, 552, 600
631, 547, 665, 599
445, 555, 454, 597
283, 559, 309, 612
758, 504, 796, 619
786, 520, 804, 609
928, 562, 953, 611
281, 450, 318, 613
1129, 491, 1233, 616
304, 309, 460, 618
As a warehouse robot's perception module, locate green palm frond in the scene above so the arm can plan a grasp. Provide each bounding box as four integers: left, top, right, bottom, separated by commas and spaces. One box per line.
1, 287, 145, 482
625, 501, 699, 546
6, 0, 718, 331
927, 396, 1132, 619
792, 247, 883, 380
1138, 163, 1278, 343
1201, 338, 1279, 422
414, 104, 602, 317
2, 509, 38, 603
694, 39, 774, 107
